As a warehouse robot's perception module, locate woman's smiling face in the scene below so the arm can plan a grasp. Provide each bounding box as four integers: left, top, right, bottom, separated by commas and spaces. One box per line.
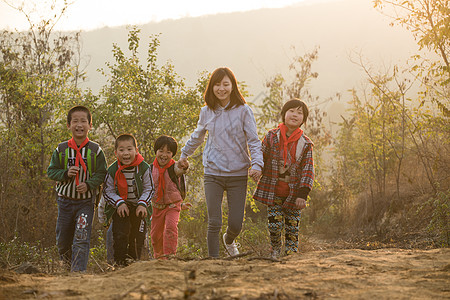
213, 75, 233, 106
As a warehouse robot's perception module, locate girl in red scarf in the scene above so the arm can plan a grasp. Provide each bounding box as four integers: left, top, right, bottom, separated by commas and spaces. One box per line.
150, 135, 191, 259
253, 99, 315, 259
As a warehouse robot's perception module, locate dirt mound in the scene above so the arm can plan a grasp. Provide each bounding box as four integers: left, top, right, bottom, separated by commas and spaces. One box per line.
1, 248, 449, 299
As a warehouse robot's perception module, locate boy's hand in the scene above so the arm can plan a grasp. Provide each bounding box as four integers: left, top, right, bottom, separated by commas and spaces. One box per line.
295, 198, 307, 210
181, 202, 192, 211
76, 182, 89, 194
117, 203, 129, 217
136, 205, 147, 218
249, 169, 262, 182
67, 166, 80, 178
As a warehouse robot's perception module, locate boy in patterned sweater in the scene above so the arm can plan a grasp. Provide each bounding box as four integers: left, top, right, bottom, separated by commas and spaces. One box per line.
253, 99, 314, 259
103, 134, 155, 266
47, 105, 107, 272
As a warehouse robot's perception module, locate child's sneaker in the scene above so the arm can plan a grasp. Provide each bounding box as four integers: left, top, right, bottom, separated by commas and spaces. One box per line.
223, 233, 240, 256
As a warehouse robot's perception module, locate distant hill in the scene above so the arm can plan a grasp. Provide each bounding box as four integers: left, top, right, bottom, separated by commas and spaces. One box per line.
78, 0, 420, 123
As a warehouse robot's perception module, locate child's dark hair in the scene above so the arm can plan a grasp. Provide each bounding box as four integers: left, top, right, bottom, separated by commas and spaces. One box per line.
281, 98, 309, 125
67, 105, 92, 125
115, 134, 138, 150
204, 67, 246, 110
154, 135, 178, 155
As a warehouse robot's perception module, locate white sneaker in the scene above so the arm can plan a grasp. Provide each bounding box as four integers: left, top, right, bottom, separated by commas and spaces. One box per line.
223, 233, 240, 256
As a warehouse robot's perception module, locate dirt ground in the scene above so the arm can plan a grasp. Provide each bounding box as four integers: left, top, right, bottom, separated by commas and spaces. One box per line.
1, 245, 449, 300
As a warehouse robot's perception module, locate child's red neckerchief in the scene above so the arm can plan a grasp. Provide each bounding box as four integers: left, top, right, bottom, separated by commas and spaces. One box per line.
114, 153, 144, 200
278, 123, 303, 166
67, 137, 89, 186
152, 158, 175, 202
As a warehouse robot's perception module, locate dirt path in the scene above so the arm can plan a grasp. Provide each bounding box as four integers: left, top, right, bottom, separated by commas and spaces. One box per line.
1, 248, 449, 299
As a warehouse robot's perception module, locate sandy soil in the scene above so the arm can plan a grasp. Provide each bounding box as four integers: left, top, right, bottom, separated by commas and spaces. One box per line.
1, 247, 449, 299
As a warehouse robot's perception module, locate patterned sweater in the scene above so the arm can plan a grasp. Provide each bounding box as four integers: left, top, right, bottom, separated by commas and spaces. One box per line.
253, 128, 314, 209
103, 160, 155, 209
47, 140, 107, 200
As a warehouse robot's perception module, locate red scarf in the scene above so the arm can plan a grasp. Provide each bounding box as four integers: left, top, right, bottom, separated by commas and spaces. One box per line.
68, 137, 90, 186
153, 158, 175, 202
279, 123, 303, 166
114, 153, 144, 200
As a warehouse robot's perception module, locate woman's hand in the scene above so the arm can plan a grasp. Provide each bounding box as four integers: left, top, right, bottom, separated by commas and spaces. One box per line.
249, 169, 262, 182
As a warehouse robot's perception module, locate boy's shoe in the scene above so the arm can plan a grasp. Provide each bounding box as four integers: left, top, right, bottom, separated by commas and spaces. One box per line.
223, 233, 240, 256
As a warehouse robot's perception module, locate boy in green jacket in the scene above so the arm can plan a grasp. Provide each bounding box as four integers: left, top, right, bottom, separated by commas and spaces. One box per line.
103, 134, 155, 266
47, 105, 107, 272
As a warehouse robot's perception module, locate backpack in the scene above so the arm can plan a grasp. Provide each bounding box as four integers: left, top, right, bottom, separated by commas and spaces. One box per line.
57, 140, 102, 205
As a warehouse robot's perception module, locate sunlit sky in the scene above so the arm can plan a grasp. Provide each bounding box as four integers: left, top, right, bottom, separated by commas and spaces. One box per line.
0, 0, 320, 31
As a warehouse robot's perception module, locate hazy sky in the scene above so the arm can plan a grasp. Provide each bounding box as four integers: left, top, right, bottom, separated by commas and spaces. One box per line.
0, 0, 323, 31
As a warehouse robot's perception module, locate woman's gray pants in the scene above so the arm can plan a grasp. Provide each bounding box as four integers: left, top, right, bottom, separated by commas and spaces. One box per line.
204, 174, 248, 257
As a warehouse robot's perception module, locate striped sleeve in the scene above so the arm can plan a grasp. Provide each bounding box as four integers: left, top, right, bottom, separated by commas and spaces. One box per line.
103, 173, 125, 208
137, 167, 155, 207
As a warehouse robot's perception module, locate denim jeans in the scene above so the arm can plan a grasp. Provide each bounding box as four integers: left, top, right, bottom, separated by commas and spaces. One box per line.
56, 195, 95, 272
204, 175, 248, 257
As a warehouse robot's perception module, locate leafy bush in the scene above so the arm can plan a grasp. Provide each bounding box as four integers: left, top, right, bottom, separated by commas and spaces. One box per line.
419, 190, 450, 247
0, 236, 62, 273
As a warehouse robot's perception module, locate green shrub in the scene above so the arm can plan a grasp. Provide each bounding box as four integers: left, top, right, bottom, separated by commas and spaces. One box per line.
420, 190, 450, 247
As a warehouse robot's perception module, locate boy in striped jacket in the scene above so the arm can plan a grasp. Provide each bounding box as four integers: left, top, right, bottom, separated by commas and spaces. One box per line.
47, 105, 107, 272
253, 99, 314, 259
103, 134, 155, 266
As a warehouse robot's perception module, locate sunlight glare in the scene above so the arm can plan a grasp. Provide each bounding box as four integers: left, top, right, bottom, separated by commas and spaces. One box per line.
0, 0, 312, 31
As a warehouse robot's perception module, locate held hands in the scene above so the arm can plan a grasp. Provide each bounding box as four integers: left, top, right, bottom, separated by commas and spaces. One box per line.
249, 169, 262, 182
177, 158, 190, 170
136, 205, 147, 218
117, 203, 129, 217
295, 198, 307, 210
